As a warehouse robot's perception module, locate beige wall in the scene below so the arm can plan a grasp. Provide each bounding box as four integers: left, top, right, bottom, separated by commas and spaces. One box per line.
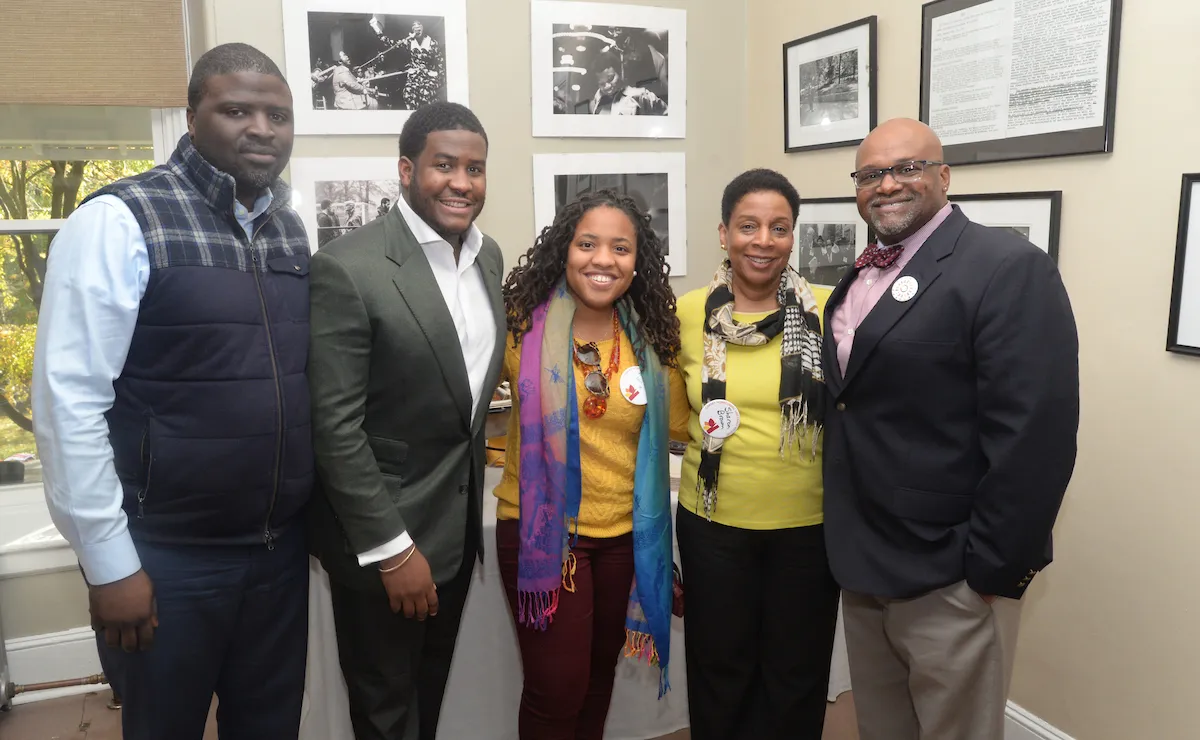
746, 1, 1200, 737
201, 0, 745, 292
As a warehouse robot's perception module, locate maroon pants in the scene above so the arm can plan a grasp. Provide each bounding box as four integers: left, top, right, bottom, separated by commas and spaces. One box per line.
496, 518, 635, 740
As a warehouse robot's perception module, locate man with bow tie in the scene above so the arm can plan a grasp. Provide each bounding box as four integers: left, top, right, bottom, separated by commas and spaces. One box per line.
820, 118, 1080, 740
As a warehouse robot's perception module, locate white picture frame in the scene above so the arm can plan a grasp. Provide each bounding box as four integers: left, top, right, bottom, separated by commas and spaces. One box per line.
948, 191, 1062, 262
530, 1, 686, 139
282, 0, 469, 136
288, 157, 400, 251
790, 197, 871, 289
1168, 174, 1200, 356
783, 17, 877, 153
532, 152, 687, 277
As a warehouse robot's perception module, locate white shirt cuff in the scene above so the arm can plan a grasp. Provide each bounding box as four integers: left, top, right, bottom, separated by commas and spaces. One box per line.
77, 533, 142, 586
357, 531, 414, 567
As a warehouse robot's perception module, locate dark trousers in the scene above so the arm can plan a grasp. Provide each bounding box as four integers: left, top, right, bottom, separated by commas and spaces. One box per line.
496, 519, 635, 740
330, 533, 477, 740
675, 504, 840, 740
97, 526, 309, 740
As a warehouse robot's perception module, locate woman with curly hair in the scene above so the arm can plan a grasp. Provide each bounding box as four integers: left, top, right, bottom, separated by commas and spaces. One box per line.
494, 189, 688, 739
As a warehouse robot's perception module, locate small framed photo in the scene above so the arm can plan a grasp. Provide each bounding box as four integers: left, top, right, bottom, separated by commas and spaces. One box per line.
532, 152, 686, 277
288, 157, 400, 251
1167, 174, 1200, 356
530, 1, 686, 139
783, 16, 877, 154
282, 0, 469, 135
949, 191, 1062, 263
790, 197, 873, 289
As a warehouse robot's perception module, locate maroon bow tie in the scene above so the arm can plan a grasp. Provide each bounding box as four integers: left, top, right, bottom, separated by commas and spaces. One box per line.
855, 243, 904, 270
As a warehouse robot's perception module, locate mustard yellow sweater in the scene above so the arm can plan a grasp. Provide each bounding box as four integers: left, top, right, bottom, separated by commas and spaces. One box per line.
493, 330, 690, 537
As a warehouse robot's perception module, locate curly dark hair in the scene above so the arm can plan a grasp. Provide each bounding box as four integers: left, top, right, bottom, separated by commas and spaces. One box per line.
504, 190, 680, 367
720, 168, 801, 225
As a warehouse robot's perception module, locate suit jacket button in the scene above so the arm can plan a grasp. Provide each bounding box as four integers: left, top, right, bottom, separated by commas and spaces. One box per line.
459, 485, 468, 495
836, 402, 847, 411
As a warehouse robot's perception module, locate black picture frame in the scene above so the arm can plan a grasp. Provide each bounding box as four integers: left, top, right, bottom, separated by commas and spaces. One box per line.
1167, 174, 1200, 357
783, 16, 878, 154
919, 0, 1123, 167
948, 191, 1063, 263
791, 196, 875, 289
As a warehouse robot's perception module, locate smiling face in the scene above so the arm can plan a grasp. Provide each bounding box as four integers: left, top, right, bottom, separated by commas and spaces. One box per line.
718, 189, 795, 296
187, 71, 294, 207
398, 128, 487, 243
565, 205, 638, 313
854, 119, 950, 244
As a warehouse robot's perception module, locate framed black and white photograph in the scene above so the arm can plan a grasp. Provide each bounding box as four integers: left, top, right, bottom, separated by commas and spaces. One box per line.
1167, 174, 1200, 356
783, 17, 877, 154
531, 1, 686, 139
533, 153, 686, 276
790, 197, 872, 289
920, 0, 1123, 166
282, 0, 469, 135
949, 191, 1062, 262
288, 158, 400, 251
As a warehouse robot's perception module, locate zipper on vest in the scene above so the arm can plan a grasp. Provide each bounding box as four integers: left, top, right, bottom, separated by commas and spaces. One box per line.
248, 243, 283, 552
137, 425, 152, 519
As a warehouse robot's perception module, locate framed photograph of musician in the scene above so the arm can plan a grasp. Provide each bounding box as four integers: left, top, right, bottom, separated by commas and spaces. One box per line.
530, 1, 687, 139
1166, 174, 1200, 356
947, 191, 1063, 263
789, 197, 873, 289
282, 0, 469, 135
783, 16, 877, 153
288, 157, 400, 251
532, 152, 687, 276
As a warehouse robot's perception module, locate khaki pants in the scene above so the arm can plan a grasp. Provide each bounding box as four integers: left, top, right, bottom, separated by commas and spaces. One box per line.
842, 580, 1023, 740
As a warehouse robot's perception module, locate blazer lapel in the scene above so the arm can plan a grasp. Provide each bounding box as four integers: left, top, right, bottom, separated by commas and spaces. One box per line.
470, 241, 507, 434
822, 268, 859, 397
840, 207, 968, 389
384, 210, 473, 428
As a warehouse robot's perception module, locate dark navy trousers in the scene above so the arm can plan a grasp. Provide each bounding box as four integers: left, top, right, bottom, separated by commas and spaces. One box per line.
97, 525, 308, 740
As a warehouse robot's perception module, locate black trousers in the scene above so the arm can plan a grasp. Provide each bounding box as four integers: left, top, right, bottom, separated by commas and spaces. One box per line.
329, 533, 477, 740
676, 503, 840, 740
98, 526, 308, 740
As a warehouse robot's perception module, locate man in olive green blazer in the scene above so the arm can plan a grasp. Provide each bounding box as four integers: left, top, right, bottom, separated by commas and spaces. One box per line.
307, 102, 504, 740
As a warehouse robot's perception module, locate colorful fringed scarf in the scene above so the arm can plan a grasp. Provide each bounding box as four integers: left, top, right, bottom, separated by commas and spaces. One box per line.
515, 281, 674, 696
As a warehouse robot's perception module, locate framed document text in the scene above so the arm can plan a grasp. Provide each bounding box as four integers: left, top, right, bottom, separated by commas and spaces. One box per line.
1167, 174, 1200, 357
919, 0, 1123, 166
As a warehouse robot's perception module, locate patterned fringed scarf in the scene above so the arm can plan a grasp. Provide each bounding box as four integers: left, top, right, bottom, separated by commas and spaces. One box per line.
697, 261, 826, 519
516, 281, 674, 697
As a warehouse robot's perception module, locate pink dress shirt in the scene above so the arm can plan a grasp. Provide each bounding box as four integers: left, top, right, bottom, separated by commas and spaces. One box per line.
830, 203, 954, 377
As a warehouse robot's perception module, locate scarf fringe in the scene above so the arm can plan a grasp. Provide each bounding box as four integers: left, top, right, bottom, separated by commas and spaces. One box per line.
517, 589, 560, 631
624, 628, 672, 698
780, 398, 822, 462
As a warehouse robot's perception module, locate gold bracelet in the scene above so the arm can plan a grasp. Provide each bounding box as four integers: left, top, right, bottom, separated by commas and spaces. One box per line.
379, 547, 416, 574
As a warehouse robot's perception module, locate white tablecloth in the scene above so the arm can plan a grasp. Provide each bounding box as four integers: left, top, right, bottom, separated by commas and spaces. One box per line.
301, 465, 850, 740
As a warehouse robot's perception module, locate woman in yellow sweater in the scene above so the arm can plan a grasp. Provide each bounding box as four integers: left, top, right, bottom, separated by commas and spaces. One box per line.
494, 190, 688, 739
675, 169, 840, 740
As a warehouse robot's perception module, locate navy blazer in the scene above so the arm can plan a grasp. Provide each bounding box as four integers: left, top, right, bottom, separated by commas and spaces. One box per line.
821, 205, 1079, 600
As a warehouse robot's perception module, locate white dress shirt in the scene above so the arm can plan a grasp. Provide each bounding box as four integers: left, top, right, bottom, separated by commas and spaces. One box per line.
355, 194, 497, 566
32, 191, 272, 586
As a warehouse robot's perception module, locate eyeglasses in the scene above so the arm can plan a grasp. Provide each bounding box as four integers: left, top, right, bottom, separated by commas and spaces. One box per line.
573, 342, 610, 398
850, 160, 945, 190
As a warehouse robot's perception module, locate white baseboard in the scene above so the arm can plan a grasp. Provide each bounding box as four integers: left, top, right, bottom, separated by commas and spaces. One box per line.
1006, 701, 1075, 740
5, 626, 106, 705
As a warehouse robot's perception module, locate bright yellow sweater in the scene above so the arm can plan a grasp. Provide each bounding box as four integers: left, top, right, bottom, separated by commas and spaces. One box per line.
494, 330, 690, 537
675, 286, 830, 530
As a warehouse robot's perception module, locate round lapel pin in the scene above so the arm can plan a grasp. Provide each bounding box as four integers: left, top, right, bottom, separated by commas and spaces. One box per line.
619, 366, 647, 406
891, 276, 919, 303
699, 399, 740, 439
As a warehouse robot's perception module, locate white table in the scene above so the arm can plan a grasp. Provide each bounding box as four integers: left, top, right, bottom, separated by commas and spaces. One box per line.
300, 465, 850, 740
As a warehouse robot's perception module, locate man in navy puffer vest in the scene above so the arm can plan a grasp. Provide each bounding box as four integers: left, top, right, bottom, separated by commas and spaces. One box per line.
32, 43, 313, 739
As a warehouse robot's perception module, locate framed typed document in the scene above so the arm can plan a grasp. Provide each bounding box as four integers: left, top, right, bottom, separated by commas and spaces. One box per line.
919, 0, 1123, 166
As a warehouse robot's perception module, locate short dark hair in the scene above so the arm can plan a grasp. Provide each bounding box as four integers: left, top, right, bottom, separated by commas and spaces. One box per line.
319, 199, 332, 209
594, 52, 622, 75
720, 168, 801, 225
187, 43, 288, 110
398, 102, 488, 161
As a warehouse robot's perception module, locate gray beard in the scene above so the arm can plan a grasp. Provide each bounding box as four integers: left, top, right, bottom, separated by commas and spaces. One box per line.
870, 207, 921, 240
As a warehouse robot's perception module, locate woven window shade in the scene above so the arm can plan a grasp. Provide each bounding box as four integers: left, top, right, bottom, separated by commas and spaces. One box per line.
0, 0, 188, 107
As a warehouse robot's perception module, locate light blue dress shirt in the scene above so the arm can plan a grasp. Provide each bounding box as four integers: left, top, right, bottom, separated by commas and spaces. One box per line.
32, 190, 272, 586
